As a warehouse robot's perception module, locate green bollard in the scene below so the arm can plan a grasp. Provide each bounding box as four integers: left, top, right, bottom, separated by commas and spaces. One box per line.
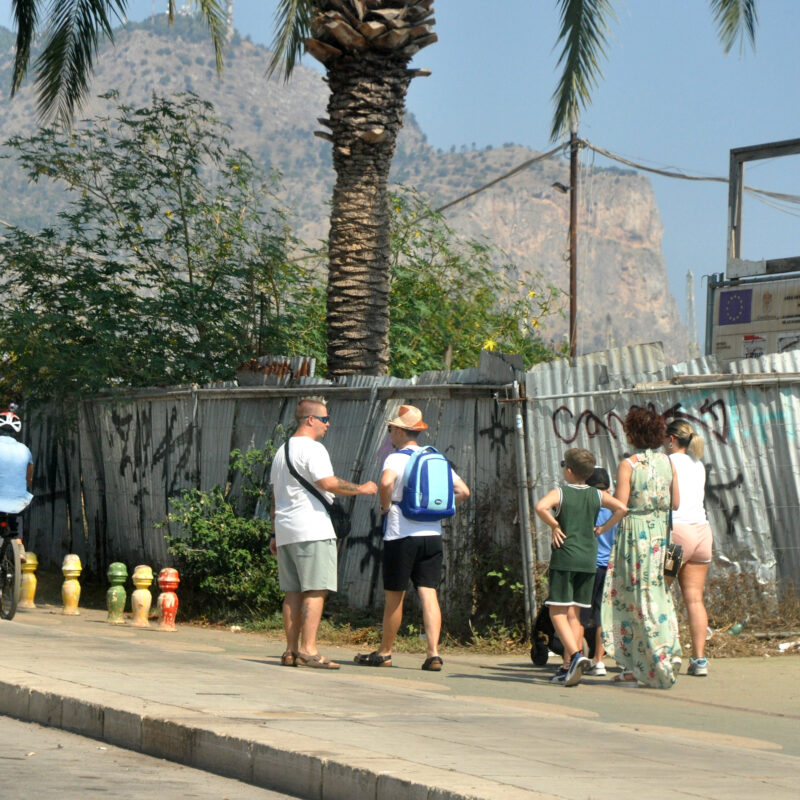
106, 562, 128, 624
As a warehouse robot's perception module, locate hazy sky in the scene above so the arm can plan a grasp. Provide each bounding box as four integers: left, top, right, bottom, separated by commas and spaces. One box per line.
2, 0, 798, 349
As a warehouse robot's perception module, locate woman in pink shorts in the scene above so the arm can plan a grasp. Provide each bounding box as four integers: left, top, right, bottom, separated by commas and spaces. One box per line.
665, 420, 712, 677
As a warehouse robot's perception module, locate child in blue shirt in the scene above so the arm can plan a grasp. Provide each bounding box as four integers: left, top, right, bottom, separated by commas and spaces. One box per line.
580, 467, 620, 676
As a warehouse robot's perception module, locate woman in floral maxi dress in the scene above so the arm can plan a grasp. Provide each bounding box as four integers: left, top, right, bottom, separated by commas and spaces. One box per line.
601, 406, 681, 688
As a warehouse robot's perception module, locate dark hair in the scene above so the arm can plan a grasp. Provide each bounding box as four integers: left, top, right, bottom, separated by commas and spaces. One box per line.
623, 405, 666, 450
586, 467, 610, 491
563, 448, 595, 481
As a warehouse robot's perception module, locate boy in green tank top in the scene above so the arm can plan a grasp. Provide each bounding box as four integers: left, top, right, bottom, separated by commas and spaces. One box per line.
535, 448, 627, 686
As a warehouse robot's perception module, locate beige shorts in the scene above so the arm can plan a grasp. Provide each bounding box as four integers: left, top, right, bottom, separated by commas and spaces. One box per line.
671, 522, 713, 564
276, 539, 338, 593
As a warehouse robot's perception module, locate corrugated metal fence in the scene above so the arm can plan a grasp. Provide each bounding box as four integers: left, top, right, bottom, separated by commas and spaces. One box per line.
26, 357, 523, 629
25, 344, 800, 628
524, 344, 800, 592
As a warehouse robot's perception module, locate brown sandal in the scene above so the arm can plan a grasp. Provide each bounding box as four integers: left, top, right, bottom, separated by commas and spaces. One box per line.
354, 651, 393, 667
613, 671, 637, 684
280, 650, 296, 667
295, 651, 341, 669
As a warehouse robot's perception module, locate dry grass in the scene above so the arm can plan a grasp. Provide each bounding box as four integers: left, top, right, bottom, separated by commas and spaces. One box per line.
674, 572, 800, 659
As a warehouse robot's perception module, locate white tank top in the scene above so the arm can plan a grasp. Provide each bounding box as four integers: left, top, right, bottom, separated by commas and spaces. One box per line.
669, 452, 707, 525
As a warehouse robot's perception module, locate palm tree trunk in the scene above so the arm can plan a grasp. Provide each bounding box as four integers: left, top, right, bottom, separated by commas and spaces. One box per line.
325, 51, 412, 376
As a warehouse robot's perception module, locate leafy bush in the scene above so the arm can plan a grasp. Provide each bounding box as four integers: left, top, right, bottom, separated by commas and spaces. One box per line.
164, 444, 281, 620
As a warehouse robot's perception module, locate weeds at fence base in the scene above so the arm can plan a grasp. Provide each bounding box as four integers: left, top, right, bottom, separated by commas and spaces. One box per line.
674, 571, 800, 658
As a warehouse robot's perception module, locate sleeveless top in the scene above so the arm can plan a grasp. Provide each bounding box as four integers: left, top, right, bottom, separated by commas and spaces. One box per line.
551, 484, 602, 573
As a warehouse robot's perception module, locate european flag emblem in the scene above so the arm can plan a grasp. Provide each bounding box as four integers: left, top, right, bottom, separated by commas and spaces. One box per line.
719, 289, 752, 325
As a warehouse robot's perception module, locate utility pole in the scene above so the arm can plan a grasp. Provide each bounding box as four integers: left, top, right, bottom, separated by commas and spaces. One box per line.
568, 129, 579, 357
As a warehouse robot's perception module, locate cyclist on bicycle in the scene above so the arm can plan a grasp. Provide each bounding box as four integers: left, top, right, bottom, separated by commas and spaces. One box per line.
0, 410, 33, 562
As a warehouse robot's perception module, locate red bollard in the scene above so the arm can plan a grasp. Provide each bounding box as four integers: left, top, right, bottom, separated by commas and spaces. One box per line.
157, 567, 180, 631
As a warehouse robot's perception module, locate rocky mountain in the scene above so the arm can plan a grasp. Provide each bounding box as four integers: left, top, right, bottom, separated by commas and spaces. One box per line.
0, 15, 688, 361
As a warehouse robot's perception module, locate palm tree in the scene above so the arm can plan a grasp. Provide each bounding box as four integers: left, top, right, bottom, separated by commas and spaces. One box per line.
550, 0, 758, 139
8, 1, 226, 124
268, 1, 437, 376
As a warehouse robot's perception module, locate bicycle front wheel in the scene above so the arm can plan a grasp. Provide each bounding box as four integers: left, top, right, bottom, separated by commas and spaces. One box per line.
0, 538, 21, 620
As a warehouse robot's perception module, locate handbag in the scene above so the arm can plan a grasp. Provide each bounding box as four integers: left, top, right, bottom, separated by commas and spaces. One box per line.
284, 440, 351, 540
664, 508, 683, 577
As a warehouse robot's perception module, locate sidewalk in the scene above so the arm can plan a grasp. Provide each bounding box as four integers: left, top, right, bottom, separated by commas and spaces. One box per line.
2, 603, 799, 800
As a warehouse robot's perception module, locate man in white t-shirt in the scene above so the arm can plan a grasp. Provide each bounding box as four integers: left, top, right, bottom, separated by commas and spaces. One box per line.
354, 405, 469, 672
270, 397, 377, 669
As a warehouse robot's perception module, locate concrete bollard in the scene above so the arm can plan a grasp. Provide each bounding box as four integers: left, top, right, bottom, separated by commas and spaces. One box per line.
130, 564, 154, 628
18, 552, 38, 609
61, 554, 82, 615
156, 567, 180, 631
106, 562, 128, 624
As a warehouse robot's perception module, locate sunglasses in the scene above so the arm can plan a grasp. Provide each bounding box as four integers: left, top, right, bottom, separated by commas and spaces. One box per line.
309, 415, 330, 424
560, 460, 566, 468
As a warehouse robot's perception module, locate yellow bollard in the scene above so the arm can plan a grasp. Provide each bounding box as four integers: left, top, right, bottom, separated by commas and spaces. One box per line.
61, 554, 82, 615
130, 564, 154, 628
18, 552, 38, 609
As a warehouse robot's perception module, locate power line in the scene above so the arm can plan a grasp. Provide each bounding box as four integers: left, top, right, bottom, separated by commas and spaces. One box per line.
431, 138, 800, 216
434, 143, 568, 215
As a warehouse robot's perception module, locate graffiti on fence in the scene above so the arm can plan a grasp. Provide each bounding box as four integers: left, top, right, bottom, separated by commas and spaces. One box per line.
111, 404, 197, 503
551, 406, 625, 444
552, 398, 732, 446
345, 508, 385, 605
705, 465, 744, 539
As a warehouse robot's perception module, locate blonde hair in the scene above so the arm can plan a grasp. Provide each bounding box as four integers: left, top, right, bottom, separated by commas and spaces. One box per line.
296, 396, 327, 421
666, 419, 704, 460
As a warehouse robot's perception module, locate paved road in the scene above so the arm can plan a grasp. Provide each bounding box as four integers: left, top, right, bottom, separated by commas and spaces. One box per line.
2, 604, 799, 799
0, 716, 296, 799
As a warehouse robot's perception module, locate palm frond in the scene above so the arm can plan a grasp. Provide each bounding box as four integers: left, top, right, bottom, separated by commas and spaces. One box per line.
710, 0, 758, 54
33, 0, 127, 126
191, 0, 227, 72
267, 0, 314, 80
550, 0, 616, 141
10, 0, 40, 96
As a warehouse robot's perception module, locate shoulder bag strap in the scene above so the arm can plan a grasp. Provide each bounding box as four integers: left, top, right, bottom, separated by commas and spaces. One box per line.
284, 439, 333, 513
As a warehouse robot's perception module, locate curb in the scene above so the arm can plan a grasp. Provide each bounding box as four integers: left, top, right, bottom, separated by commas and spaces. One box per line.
0, 674, 550, 800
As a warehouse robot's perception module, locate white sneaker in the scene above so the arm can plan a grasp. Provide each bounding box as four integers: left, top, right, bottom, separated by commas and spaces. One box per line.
688, 658, 708, 676
672, 656, 682, 674
585, 660, 606, 676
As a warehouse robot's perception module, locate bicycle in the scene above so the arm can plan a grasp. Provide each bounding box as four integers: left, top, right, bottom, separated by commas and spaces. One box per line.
0, 514, 22, 620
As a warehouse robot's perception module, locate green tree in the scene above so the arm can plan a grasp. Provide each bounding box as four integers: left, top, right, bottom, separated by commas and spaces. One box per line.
302, 188, 565, 376
0, 92, 315, 406
387, 189, 562, 376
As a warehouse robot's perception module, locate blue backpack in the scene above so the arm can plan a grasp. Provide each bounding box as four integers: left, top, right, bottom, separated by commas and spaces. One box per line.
396, 446, 456, 522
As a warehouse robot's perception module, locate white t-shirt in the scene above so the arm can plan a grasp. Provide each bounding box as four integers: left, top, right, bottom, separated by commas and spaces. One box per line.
270, 436, 335, 545
669, 452, 708, 525
0, 435, 33, 514
382, 444, 460, 541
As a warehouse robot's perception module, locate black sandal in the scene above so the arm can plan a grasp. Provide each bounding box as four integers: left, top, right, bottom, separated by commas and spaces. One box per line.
353, 651, 393, 667
421, 656, 443, 671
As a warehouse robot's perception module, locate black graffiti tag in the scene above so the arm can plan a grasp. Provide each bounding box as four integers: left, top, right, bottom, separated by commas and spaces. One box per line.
663, 399, 729, 444
552, 406, 625, 444
704, 465, 743, 538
